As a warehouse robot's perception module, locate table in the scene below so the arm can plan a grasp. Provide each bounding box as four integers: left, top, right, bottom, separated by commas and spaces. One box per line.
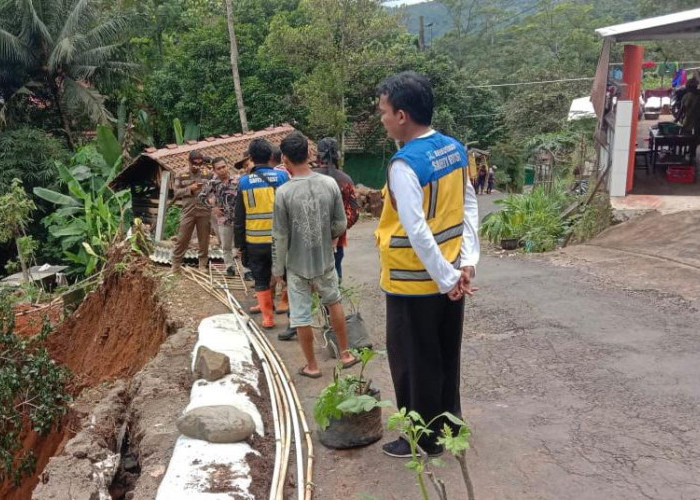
648, 128, 697, 171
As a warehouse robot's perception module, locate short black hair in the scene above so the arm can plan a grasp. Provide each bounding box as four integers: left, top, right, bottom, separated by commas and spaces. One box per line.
248, 138, 273, 164
270, 146, 282, 164
317, 137, 339, 166
189, 150, 204, 162
376, 71, 434, 126
211, 156, 227, 165
280, 131, 308, 164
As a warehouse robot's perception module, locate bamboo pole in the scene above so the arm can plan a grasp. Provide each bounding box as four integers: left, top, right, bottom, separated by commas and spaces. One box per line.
184, 268, 313, 498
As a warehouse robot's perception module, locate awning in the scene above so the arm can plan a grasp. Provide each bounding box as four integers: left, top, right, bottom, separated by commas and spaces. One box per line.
568, 96, 597, 121
595, 8, 700, 42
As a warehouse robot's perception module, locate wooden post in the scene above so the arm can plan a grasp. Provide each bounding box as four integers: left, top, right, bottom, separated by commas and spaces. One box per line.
155, 170, 170, 242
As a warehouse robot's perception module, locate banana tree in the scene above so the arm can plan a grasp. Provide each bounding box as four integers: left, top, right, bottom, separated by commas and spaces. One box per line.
33, 146, 131, 276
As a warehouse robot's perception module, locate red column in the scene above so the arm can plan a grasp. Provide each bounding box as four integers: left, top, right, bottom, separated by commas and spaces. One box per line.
622, 44, 644, 193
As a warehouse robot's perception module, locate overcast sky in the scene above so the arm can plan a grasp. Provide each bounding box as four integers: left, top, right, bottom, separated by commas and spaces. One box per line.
383, 0, 431, 7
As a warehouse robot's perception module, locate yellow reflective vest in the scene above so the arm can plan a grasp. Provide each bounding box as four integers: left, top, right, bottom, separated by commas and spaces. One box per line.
238, 167, 289, 245
375, 132, 468, 296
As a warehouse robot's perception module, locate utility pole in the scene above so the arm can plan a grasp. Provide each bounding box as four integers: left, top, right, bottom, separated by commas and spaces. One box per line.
223, 0, 249, 132
418, 16, 425, 51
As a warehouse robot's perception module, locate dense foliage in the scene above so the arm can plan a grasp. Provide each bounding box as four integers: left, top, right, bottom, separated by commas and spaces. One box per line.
34, 127, 132, 276
1, 0, 698, 274
0, 293, 72, 485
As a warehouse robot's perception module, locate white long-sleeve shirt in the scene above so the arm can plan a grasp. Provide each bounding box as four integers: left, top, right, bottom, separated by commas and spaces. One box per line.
388, 132, 480, 294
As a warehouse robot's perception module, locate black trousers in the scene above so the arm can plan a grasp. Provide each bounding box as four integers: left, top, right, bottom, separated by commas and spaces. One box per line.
245, 245, 272, 291
386, 293, 465, 445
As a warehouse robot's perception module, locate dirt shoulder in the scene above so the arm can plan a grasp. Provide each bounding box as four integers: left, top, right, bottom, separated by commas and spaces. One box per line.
551, 210, 700, 304
32, 267, 229, 500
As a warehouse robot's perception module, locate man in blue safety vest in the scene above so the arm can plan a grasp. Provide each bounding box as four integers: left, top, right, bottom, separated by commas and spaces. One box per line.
234, 138, 290, 328
375, 71, 480, 458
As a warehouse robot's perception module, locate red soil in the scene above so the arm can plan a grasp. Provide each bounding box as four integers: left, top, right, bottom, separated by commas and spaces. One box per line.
0, 260, 168, 499
47, 262, 168, 390
12, 302, 63, 336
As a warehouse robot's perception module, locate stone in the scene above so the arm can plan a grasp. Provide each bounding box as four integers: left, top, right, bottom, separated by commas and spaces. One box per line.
193, 346, 231, 381
176, 405, 255, 443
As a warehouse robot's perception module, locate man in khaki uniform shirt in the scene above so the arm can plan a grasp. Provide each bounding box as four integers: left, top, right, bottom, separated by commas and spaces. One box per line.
171, 150, 214, 272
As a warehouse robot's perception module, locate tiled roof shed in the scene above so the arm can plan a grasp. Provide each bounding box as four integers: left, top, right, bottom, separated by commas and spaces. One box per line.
111, 124, 316, 237
112, 124, 316, 189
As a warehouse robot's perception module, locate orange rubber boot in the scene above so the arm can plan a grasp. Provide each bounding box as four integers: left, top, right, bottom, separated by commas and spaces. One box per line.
257, 290, 276, 329
249, 301, 261, 314
275, 288, 289, 315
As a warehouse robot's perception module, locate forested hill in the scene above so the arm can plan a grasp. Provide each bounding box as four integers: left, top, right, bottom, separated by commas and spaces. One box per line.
387, 0, 647, 40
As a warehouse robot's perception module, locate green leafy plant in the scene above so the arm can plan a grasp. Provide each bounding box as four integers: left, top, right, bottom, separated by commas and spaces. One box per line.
387, 408, 474, 500
480, 185, 572, 253
33, 129, 132, 276
164, 205, 182, 239
0, 291, 72, 486
313, 348, 390, 430
0, 179, 37, 282
569, 192, 613, 244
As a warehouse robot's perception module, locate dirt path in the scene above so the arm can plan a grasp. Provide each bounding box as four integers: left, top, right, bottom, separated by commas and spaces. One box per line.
259, 208, 700, 500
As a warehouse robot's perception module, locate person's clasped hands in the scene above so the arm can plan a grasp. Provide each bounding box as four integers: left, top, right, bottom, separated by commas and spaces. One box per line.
447, 266, 478, 301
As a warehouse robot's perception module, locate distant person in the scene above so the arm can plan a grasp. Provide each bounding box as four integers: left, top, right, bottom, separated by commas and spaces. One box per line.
313, 137, 360, 280
486, 165, 495, 194
234, 139, 289, 328
681, 78, 700, 136
271, 131, 358, 377
271, 146, 289, 174
476, 165, 487, 194
200, 157, 239, 276
171, 150, 214, 273
375, 71, 479, 458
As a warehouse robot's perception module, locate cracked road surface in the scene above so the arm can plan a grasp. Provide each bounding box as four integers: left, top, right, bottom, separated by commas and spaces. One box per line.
274, 204, 700, 500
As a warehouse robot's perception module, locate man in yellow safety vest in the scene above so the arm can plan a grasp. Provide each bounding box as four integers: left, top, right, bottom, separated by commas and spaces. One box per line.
375, 71, 480, 458
234, 139, 290, 328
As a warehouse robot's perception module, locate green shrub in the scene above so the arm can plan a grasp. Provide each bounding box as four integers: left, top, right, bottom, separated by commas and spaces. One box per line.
0, 291, 72, 486
0, 127, 70, 193
480, 185, 571, 252
570, 192, 613, 244
34, 128, 132, 277
164, 205, 182, 239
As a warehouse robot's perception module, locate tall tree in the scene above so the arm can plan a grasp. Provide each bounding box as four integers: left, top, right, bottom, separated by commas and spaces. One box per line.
263, 0, 406, 143
0, 0, 136, 147
223, 0, 249, 132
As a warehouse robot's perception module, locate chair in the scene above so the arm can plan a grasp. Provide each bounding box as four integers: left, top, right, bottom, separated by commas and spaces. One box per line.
635, 148, 651, 174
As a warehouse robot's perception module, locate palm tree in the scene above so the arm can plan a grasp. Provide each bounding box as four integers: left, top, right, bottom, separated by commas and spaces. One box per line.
0, 0, 135, 147
223, 0, 249, 132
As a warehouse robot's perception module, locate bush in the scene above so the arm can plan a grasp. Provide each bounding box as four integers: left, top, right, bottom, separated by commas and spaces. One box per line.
164, 205, 182, 239
0, 127, 70, 193
34, 129, 132, 277
0, 291, 72, 485
0, 128, 72, 270
480, 185, 571, 252
490, 141, 525, 193
570, 192, 613, 243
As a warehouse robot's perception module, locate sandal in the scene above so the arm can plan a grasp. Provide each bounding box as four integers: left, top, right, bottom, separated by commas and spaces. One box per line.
298, 366, 322, 379
341, 357, 361, 369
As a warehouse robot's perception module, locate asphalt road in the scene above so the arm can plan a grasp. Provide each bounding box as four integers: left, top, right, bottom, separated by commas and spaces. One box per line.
264, 193, 700, 500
